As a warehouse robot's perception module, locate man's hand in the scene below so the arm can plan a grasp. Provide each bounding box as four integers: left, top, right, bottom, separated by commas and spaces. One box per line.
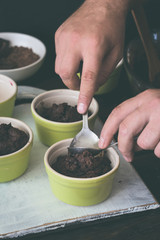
99, 89, 160, 161
55, 0, 130, 113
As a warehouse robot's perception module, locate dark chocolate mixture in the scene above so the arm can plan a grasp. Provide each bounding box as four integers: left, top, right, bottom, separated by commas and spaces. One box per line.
0, 38, 40, 69
36, 102, 82, 122
52, 150, 112, 178
0, 123, 29, 156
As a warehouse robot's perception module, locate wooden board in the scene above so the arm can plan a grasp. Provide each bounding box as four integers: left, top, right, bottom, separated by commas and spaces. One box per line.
0, 102, 159, 239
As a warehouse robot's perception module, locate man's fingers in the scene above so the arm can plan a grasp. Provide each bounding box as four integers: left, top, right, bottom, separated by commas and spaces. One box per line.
77, 51, 103, 113
99, 96, 140, 148
77, 46, 122, 114
117, 107, 148, 162
55, 47, 81, 90
137, 120, 160, 150
78, 70, 98, 113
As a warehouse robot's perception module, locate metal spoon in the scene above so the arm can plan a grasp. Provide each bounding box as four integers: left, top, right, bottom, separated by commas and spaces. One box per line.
68, 112, 117, 154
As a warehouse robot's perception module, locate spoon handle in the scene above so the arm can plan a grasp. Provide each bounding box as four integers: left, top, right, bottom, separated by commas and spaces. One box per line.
108, 141, 118, 148
82, 112, 89, 129
109, 135, 139, 148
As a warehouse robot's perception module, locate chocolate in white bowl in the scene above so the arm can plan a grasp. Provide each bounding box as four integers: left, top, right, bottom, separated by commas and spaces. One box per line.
0, 32, 46, 82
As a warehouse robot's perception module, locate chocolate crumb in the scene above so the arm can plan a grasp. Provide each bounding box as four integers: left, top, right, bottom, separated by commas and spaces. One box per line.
36, 102, 82, 122
0, 123, 29, 156
51, 150, 112, 178
0, 38, 40, 69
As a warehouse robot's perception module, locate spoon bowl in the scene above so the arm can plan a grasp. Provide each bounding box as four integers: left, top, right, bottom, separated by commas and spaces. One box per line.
68, 112, 118, 154
68, 112, 100, 154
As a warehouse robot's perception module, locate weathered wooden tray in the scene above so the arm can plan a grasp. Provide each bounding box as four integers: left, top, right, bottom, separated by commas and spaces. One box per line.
0, 87, 159, 239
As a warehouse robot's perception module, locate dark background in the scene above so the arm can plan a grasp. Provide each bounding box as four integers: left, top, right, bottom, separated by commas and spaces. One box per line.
0, 0, 83, 86
0, 0, 159, 89
1, 1, 160, 239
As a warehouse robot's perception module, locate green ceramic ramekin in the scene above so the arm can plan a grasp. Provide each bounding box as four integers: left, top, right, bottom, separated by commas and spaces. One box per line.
0, 117, 33, 182
77, 59, 123, 95
44, 138, 120, 206
31, 89, 99, 146
95, 59, 123, 95
0, 74, 17, 117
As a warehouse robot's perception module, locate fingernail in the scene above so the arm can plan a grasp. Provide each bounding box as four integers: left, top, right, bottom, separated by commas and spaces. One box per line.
123, 155, 132, 163
99, 137, 105, 148
77, 103, 85, 114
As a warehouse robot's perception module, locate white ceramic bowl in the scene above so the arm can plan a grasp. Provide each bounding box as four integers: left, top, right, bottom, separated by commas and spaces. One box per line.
0, 32, 46, 82
0, 74, 17, 117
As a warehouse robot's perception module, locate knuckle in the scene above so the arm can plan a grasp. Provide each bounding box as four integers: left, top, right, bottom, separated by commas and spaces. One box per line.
56, 65, 72, 81
79, 93, 89, 103
110, 105, 122, 120
88, 34, 106, 49
149, 97, 160, 109
89, 36, 100, 48
70, 30, 81, 44
55, 27, 62, 41
55, 27, 81, 45
82, 70, 96, 83
59, 69, 72, 81
119, 121, 129, 137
